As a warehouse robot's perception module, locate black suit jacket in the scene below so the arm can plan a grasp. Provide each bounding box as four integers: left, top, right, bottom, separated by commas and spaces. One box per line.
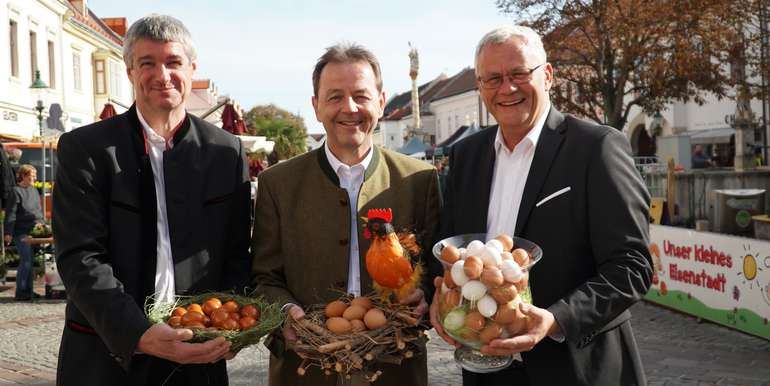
439, 108, 652, 386
53, 105, 252, 385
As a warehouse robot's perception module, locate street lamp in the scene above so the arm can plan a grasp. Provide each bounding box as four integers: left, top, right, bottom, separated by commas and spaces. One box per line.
29, 70, 48, 138
29, 70, 49, 218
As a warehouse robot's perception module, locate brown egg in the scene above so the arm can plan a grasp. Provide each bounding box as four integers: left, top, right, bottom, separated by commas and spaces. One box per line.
210, 308, 230, 327
325, 300, 348, 318
439, 289, 462, 316
490, 283, 518, 304
493, 300, 519, 324
480, 267, 504, 288
501, 251, 514, 261
350, 319, 367, 332
239, 316, 257, 330
363, 308, 387, 330
221, 301, 240, 314
186, 303, 203, 314
342, 305, 367, 321
221, 318, 239, 331
506, 310, 528, 335
171, 307, 187, 317
459, 329, 480, 342
350, 297, 373, 310
202, 298, 222, 316
463, 256, 484, 280
441, 245, 461, 265
186, 322, 206, 329
167, 316, 182, 328
495, 234, 514, 251
479, 322, 503, 344
444, 270, 457, 289
326, 317, 352, 335
229, 312, 241, 322
512, 248, 530, 267
464, 311, 486, 331
181, 311, 205, 326
514, 275, 529, 293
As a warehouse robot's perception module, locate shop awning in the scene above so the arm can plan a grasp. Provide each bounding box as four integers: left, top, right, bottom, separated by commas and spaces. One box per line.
688, 127, 735, 145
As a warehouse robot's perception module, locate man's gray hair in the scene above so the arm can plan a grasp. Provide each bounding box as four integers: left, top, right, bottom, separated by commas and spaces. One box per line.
122, 14, 197, 67
474, 25, 547, 74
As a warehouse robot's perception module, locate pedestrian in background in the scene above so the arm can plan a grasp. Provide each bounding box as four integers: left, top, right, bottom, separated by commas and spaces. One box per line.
4, 164, 44, 301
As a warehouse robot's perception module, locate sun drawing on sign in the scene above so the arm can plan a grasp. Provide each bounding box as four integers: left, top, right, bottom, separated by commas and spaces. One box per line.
736, 244, 763, 290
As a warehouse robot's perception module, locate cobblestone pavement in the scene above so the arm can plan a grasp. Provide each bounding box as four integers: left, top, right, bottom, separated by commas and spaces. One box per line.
2, 279, 770, 385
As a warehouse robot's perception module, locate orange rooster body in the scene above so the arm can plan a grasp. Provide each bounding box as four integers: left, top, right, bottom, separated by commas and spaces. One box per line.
364, 208, 422, 302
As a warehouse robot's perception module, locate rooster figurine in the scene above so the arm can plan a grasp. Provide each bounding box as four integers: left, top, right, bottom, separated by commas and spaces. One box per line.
363, 208, 422, 303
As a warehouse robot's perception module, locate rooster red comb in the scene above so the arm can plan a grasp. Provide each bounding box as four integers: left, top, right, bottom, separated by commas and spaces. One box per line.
367, 208, 393, 223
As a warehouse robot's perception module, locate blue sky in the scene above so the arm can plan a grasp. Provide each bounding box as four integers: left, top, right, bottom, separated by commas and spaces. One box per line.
88, 1, 512, 133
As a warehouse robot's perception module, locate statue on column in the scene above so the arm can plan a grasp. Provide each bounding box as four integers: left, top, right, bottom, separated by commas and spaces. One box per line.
408, 42, 421, 136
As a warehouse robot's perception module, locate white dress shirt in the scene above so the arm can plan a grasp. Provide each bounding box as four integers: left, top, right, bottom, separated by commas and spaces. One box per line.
486, 103, 550, 241
136, 108, 176, 304
324, 142, 373, 297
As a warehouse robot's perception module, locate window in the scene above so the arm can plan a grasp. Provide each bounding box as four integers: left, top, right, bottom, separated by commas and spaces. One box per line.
47, 41, 55, 88
29, 31, 37, 82
9, 21, 18, 77
94, 59, 105, 94
72, 51, 81, 91
109, 60, 121, 96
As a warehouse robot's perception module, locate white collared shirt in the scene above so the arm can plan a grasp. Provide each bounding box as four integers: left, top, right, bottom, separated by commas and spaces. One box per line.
136, 108, 176, 304
324, 141, 373, 297
486, 103, 551, 241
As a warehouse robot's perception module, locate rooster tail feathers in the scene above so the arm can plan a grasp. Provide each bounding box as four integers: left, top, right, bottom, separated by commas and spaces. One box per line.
395, 262, 424, 302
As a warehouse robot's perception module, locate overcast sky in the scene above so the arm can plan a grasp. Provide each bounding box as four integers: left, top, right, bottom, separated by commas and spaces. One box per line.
88, 0, 512, 133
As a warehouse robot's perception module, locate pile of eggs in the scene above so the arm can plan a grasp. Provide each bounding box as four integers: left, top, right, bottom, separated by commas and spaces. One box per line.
324, 296, 388, 335
167, 297, 260, 331
437, 234, 531, 345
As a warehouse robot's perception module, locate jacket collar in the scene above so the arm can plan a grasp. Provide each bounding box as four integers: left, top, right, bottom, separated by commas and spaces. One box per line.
316, 143, 381, 187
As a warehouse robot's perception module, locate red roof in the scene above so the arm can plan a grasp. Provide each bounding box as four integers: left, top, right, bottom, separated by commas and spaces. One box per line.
65, 1, 124, 47
192, 79, 211, 90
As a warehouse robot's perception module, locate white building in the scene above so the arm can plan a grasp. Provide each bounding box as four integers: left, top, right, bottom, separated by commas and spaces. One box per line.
0, 0, 132, 141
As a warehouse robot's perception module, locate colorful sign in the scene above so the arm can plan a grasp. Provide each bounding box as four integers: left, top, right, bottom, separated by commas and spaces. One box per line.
646, 225, 770, 340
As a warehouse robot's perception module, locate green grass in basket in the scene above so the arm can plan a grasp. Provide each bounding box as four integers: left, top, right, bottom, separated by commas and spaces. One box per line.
145, 291, 284, 352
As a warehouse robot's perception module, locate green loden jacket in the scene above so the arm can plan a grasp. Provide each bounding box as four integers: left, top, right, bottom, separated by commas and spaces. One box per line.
252, 145, 441, 386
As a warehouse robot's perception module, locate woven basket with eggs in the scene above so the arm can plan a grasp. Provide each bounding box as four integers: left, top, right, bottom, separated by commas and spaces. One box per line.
145, 291, 284, 352
287, 293, 427, 382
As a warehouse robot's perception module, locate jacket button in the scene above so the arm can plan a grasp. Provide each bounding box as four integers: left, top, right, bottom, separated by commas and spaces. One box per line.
340, 199, 348, 206
339, 238, 349, 246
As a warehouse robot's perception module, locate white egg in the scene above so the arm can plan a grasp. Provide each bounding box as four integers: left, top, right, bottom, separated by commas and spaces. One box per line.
466, 240, 486, 257
441, 282, 451, 294
461, 280, 487, 301
480, 246, 503, 267
458, 248, 468, 260
500, 260, 520, 271
451, 260, 470, 286
486, 239, 504, 253
502, 264, 524, 283
477, 295, 498, 318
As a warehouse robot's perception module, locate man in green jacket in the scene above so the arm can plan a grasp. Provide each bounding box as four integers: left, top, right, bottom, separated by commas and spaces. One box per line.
252, 43, 441, 386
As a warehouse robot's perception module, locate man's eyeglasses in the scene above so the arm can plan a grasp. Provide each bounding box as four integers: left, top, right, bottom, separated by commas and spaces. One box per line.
477, 63, 545, 89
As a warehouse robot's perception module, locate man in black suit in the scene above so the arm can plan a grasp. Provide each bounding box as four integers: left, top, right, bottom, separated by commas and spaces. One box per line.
429, 25, 652, 386
53, 15, 251, 385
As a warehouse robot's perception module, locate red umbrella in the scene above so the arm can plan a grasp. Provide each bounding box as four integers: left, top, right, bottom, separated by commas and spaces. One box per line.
99, 103, 117, 120
221, 104, 238, 134
234, 117, 247, 135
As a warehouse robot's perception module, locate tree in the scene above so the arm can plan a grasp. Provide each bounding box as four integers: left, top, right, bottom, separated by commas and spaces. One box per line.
494, 0, 754, 130
243, 104, 308, 160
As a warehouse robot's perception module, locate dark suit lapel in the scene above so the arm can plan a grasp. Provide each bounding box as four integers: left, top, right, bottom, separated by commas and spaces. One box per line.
515, 108, 566, 236
475, 128, 497, 231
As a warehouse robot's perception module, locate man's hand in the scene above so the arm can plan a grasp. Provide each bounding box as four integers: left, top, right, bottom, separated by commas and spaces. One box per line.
282, 305, 305, 348
429, 277, 461, 348
137, 323, 231, 364
480, 302, 559, 356
398, 287, 428, 317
